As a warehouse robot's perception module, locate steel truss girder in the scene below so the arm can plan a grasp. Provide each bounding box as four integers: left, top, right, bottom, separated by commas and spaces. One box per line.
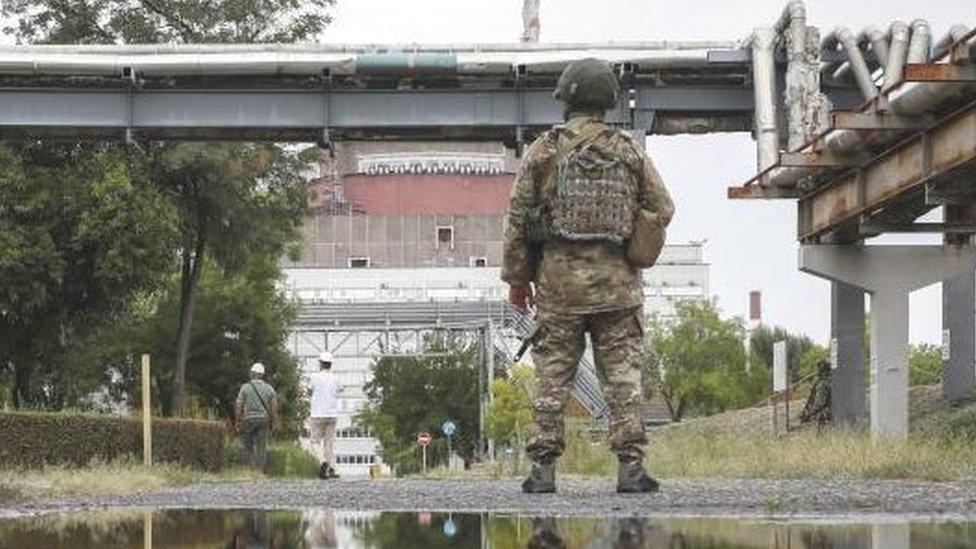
0, 84, 755, 141
292, 324, 490, 359
797, 100, 976, 241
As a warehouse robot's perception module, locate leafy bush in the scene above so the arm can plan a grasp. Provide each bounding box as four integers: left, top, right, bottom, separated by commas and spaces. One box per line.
223, 439, 319, 478
266, 442, 319, 478
0, 411, 225, 471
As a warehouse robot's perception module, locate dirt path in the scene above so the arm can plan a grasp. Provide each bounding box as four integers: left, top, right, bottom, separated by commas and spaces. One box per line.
5, 477, 976, 520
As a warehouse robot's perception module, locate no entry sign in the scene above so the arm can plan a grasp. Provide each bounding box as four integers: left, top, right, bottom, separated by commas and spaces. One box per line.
418, 431, 432, 446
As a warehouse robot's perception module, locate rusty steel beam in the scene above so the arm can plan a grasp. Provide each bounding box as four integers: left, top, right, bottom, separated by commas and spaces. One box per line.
727, 184, 802, 199
798, 100, 976, 240
831, 110, 933, 130
779, 150, 867, 168
904, 63, 976, 83
859, 221, 976, 236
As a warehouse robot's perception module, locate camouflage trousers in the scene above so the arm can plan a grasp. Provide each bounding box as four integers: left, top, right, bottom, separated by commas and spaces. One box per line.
526, 306, 648, 463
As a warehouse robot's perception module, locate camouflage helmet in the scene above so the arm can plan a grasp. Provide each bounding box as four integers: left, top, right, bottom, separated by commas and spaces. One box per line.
554, 58, 620, 110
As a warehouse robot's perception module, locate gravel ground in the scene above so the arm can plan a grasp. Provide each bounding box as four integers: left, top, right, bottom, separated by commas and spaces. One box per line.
5, 477, 976, 520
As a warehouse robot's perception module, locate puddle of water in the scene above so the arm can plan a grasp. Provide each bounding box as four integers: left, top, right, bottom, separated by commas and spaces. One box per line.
1, 510, 975, 548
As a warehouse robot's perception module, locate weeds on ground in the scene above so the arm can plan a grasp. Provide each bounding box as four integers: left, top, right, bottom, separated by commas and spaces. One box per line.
0, 483, 23, 504
0, 459, 261, 504
265, 442, 320, 478
527, 406, 976, 481
222, 440, 320, 478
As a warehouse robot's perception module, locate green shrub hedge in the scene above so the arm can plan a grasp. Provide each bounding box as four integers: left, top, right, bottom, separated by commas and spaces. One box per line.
0, 411, 226, 471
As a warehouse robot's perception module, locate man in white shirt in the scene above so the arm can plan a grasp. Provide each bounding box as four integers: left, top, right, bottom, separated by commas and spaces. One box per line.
308, 351, 343, 479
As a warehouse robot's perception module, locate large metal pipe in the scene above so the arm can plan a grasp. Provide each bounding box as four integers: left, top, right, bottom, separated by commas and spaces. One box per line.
750, 28, 780, 172
883, 21, 910, 90
865, 25, 890, 71
933, 24, 970, 59
0, 48, 727, 77
768, 37, 975, 188
907, 19, 932, 63
834, 26, 888, 83
835, 27, 879, 101
0, 40, 740, 55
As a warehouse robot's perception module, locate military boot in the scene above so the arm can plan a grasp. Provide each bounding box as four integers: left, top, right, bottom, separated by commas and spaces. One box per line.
616, 459, 659, 493
521, 461, 556, 493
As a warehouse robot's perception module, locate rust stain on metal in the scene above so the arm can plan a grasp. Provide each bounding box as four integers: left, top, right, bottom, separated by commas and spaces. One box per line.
798, 100, 976, 240
904, 63, 976, 83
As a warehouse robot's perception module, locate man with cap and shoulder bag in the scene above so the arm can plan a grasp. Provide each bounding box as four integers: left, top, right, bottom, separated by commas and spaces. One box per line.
235, 362, 278, 470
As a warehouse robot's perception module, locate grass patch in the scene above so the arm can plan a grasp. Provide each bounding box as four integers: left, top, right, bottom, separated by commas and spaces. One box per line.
265, 442, 320, 478
0, 483, 23, 504
643, 427, 976, 481
222, 440, 320, 478
547, 389, 976, 481
0, 459, 261, 504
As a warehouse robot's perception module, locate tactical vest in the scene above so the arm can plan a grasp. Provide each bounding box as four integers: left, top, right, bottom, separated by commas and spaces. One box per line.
547, 133, 638, 245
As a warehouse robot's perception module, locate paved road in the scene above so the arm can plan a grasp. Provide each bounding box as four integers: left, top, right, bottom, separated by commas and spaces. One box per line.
7, 477, 976, 519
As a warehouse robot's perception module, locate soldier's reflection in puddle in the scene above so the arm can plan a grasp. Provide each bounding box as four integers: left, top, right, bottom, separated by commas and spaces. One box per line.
527, 516, 659, 549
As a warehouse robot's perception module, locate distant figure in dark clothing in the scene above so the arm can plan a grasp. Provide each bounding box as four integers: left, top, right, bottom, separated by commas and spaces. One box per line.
800, 360, 831, 428
235, 362, 277, 470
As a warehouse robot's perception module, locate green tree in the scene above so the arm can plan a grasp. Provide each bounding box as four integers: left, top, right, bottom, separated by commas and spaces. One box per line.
909, 343, 942, 387
147, 143, 307, 415
4, 0, 334, 44
0, 144, 178, 408
359, 338, 481, 474
486, 364, 534, 451
749, 324, 824, 382
643, 300, 753, 421
83, 255, 306, 433
3, 0, 332, 415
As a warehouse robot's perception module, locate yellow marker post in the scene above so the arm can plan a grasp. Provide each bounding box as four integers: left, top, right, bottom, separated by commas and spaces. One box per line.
142, 354, 152, 466
143, 510, 153, 549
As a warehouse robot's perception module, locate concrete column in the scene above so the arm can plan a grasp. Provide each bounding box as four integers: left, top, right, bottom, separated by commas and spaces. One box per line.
942, 268, 975, 402
800, 244, 976, 438
830, 282, 865, 427
870, 292, 910, 437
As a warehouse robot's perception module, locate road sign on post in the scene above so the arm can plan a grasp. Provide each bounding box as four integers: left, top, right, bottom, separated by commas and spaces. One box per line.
773, 341, 787, 393
418, 431, 432, 474
442, 420, 457, 470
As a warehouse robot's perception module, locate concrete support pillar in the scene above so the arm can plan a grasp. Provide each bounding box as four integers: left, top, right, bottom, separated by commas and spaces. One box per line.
800, 244, 976, 438
943, 203, 976, 403
942, 268, 975, 402
830, 282, 865, 427
870, 291, 910, 436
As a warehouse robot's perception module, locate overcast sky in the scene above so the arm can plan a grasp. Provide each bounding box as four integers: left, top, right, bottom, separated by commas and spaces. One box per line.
4, 1, 973, 343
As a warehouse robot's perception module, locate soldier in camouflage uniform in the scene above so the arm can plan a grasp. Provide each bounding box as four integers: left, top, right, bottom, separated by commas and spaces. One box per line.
800, 360, 832, 428
502, 58, 674, 493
